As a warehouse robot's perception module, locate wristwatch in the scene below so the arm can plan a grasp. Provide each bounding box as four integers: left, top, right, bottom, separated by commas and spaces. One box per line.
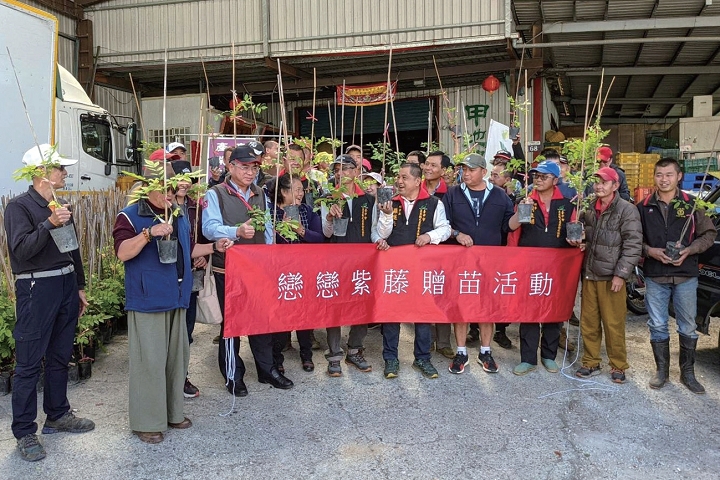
212, 242, 219, 253
452, 230, 460, 238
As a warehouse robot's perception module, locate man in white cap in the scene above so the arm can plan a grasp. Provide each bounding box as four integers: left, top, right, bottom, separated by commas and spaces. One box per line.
5, 144, 94, 461
166, 142, 187, 161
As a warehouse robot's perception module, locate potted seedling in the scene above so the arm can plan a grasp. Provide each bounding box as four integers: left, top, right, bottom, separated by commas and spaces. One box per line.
368, 140, 402, 203
122, 161, 202, 264
13, 145, 79, 252
314, 181, 356, 237
562, 121, 609, 242
508, 95, 528, 140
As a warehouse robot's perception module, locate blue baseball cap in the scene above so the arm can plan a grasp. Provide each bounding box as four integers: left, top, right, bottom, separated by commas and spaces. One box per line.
529, 160, 561, 178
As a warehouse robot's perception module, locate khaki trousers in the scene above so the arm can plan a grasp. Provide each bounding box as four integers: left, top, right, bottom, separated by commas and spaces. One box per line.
128, 309, 190, 432
580, 279, 629, 370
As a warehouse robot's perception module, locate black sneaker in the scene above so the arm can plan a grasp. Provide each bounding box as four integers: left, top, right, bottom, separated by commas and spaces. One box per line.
184, 378, 200, 398
449, 353, 469, 374
493, 331, 512, 349
327, 360, 342, 377
478, 351, 499, 373
576, 365, 602, 378
412, 358, 439, 379
345, 349, 372, 372
42, 412, 95, 434
384, 359, 400, 379
17, 434, 46, 462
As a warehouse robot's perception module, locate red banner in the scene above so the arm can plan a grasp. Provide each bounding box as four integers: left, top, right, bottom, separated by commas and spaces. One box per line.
224, 245, 583, 337
336, 82, 397, 106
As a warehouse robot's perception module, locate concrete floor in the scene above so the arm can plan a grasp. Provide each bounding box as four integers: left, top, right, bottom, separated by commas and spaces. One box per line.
1, 313, 719, 480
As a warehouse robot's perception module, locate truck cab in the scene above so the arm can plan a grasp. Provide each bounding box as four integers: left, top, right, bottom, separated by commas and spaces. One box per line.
694, 179, 720, 346
55, 65, 130, 191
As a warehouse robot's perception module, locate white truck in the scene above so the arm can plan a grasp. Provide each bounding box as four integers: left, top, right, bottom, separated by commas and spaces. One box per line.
0, 0, 140, 195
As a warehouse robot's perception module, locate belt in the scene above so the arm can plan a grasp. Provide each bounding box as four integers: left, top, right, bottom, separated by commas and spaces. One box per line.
15, 265, 75, 280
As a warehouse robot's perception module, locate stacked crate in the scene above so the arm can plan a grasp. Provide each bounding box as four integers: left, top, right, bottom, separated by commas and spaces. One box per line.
617, 153, 659, 191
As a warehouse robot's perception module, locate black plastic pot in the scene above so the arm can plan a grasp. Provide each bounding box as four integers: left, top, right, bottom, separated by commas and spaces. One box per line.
665, 241, 684, 261
377, 187, 394, 204
517, 203, 533, 224
0, 371, 11, 395
191, 268, 205, 292
509, 126, 520, 139
67, 362, 79, 383
566, 222, 584, 242
78, 360, 92, 380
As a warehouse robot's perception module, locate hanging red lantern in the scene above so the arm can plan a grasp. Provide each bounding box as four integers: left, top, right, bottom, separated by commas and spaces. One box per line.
482, 74, 501, 96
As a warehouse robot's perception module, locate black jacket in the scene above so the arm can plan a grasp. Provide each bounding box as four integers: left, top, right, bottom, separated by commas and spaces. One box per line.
4, 187, 86, 288
442, 183, 514, 246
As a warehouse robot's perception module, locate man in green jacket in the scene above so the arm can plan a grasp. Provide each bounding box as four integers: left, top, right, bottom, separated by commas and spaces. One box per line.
568, 167, 642, 383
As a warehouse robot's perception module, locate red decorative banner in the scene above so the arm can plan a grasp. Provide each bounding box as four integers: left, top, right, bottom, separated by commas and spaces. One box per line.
336, 82, 397, 106
224, 245, 583, 337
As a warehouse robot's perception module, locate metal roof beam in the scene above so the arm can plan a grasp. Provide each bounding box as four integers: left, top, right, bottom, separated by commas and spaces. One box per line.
554, 66, 720, 76
543, 16, 720, 34
198, 58, 538, 96
516, 36, 720, 49
562, 97, 717, 105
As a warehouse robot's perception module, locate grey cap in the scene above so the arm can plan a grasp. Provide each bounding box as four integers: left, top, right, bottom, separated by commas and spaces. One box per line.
460, 153, 487, 169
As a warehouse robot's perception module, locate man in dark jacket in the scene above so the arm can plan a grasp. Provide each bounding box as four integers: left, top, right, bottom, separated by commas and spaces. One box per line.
508, 161, 575, 376
637, 157, 716, 394
597, 146, 631, 201
569, 167, 642, 384
6, 145, 94, 461
442, 154, 514, 375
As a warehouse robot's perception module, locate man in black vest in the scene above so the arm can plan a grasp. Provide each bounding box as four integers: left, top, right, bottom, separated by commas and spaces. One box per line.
637, 158, 716, 394
508, 161, 575, 376
322, 155, 385, 377
377, 163, 451, 379
443, 154, 514, 375
202, 143, 294, 396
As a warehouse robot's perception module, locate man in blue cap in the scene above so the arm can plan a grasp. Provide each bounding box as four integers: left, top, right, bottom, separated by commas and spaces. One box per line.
508, 160, 575, 376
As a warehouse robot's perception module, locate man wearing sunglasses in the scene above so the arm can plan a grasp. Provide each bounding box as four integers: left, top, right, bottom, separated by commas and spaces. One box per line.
508, 161, 575, 376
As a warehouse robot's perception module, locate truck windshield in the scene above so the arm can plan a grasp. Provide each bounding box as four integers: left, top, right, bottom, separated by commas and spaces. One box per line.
81, 115, 112, 163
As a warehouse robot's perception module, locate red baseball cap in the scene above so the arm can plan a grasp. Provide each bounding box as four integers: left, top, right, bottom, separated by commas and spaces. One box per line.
149, 149, 181, 161
595, 166, 619, 182
362, 159, 372, 171
597, 146, 613, 162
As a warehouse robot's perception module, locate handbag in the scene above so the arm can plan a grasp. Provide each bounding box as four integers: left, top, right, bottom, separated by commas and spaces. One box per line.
195, 259, 223, 325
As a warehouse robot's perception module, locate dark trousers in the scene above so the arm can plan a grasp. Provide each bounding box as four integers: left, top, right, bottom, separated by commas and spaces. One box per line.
381, 323, 432, 361
214, 272, 275, 382
519, 322, 562, 365
273, 330, 313, 367
12, 272, 79, 439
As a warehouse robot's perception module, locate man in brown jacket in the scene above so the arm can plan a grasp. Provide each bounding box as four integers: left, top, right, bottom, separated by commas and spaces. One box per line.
569, 167, 642, 383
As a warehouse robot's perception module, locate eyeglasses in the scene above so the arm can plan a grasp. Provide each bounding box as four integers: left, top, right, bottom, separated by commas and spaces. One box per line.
341, 165, 356, 171
232, 163, 260, 173
532, 173, 553, 181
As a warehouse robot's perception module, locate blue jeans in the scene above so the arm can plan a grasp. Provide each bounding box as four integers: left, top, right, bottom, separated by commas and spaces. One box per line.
645, 277, 698, 341
381, 323, 432, 361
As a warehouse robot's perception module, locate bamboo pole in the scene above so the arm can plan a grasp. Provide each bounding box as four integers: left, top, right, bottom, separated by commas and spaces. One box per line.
360, 106, 364, 155
231, 42, 237, 141
310, 68, 317, 155
352, 105, 358, 143
427, 99, 433, 155
524, 70, 530, 197
162, 48, 169, 224
128, 73, 146, 140
381, 45, 394, 176
341, 80, 346, 150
